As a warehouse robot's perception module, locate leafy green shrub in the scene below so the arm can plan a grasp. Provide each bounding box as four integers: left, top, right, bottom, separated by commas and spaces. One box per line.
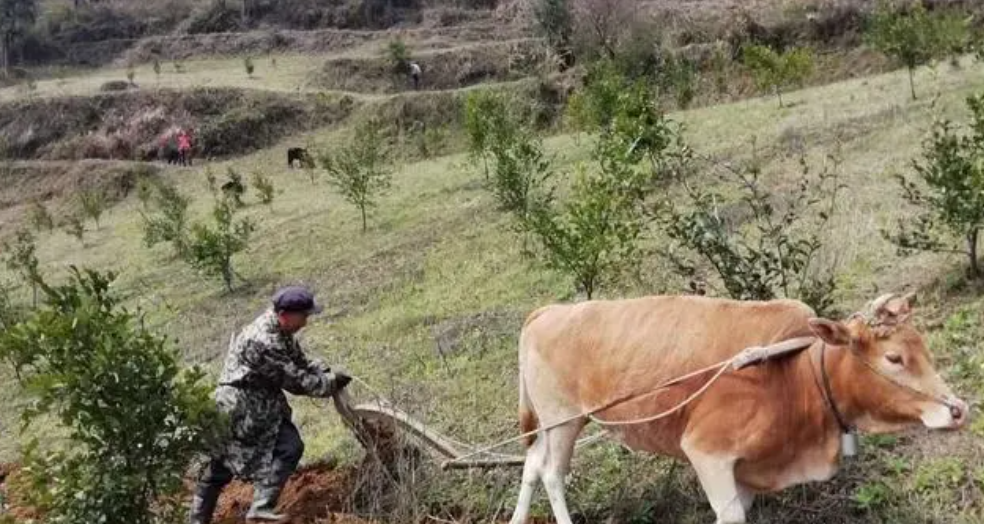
662, 145, 844, 316
741, 44, 813, 107
251, 171, 275, 205
565, 58, 628, 132
77, 187, 106, 229
2, 228, 40, 306
319, 118, 393, 232
140, 181, 191, 257
387, 38, 411, 75
512, 76, 686, 299
656, 53, 698, 109
0, 267, 222, 524
463, 89, 551, 223
883, 93, 984, 277
866, 0, 971, 100
185, 197, 255, 292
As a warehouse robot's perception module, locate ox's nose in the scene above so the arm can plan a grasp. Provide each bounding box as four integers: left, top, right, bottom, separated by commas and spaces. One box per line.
947, 397, 969, 428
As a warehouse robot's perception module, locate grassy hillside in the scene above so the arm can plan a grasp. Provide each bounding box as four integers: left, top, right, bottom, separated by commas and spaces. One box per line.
3, 0, 984, 522
2, 50, 984, 522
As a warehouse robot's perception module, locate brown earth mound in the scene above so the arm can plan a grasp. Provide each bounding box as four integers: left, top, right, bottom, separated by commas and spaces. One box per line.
1, 462, 378, 524
212, 464, 370, 524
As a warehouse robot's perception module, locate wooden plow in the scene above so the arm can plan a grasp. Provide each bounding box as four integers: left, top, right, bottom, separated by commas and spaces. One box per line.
331, 390, 527, 470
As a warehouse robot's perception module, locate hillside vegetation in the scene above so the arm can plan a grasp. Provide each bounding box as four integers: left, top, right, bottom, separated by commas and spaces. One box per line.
2, 0, 984, 524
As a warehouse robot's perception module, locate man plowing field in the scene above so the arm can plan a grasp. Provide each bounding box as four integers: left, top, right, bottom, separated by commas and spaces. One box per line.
188, 286, 352, 524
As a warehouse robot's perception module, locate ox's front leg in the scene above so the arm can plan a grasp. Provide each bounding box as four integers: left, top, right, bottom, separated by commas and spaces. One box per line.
681, 438, 746, 524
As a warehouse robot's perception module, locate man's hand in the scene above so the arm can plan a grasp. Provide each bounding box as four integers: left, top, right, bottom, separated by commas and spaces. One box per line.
310, 358, 330, 374
332, 369, 352, 391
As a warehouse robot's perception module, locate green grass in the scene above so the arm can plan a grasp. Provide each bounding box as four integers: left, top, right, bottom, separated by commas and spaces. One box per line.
3, 55, 984, 522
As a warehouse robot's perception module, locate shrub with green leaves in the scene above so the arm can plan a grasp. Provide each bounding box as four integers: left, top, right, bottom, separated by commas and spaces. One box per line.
251, 171, 275, 205
0, 267, 222, 524
28, 199, 53, 232
522, 78, 686, 298
657, 52, 698, 109
319, 118, 393, 232
866, 1, 970, 100
525, 163, 645, 299
463, 89, 552, 222
140, 181, 191, 257
2, 228, 41, 307
387, 38, 411, 76
77, 187, 106, 229
564, 58, 626, 132
185, 196, 255, 291
661, 146, 844, 316
741, 44, 813, 108
464, 90, 521, 180
883, 93, 984, 277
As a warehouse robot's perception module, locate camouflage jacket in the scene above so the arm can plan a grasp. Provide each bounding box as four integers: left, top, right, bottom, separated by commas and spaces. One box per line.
212, 309, 341, 479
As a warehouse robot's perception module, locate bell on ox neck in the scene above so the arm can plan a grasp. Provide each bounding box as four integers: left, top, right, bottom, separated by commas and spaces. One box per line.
840, 432, 859, 458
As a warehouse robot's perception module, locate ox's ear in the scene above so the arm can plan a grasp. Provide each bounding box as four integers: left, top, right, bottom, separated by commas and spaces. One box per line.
808, 318, 851, 346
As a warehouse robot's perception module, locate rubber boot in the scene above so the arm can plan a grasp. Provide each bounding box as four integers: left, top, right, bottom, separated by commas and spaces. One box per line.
188, 483, 224, 524
245, 483, 287, 522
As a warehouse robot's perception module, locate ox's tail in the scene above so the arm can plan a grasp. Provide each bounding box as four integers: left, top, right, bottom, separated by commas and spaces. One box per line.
519, 372, 539, 447
518, 306, 549, 447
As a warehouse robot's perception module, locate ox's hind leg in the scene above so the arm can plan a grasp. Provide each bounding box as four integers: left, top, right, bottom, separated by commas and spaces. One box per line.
541, 420, 583, 524
509, 435, 545, 524
509, 419, 584, 524
682, 438, 746, 524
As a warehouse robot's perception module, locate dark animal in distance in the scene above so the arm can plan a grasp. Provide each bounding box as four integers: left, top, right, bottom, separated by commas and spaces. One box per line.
287, 147, 314, 169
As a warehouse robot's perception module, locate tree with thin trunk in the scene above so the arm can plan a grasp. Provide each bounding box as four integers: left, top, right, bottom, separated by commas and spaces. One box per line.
866, 0, 970, 101
882, 93, 984, 277
318, 118, 393, 233
185, 197, 254, 292
0, 0, 36, 75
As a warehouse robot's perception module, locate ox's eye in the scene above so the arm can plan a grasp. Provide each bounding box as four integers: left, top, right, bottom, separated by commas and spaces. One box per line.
885, 352, 904, 366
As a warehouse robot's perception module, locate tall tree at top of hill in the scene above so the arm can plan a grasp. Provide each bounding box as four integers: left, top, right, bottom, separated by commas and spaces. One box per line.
0, 0, 36, 74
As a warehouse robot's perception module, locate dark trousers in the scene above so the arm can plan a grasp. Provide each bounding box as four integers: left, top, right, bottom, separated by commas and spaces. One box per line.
190, 420, 304, 523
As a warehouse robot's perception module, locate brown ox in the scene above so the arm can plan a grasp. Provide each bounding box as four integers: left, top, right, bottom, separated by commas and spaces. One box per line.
509, 293, 968, 524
